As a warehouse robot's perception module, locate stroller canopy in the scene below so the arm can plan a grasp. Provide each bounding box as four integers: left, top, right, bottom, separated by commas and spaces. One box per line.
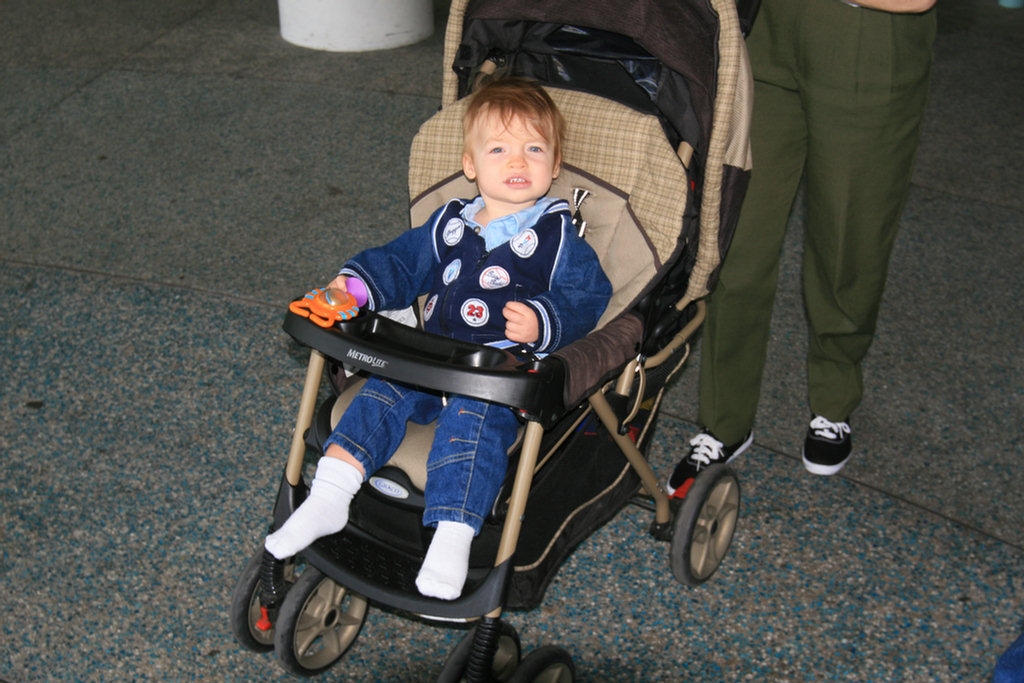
452, 0, 721, 157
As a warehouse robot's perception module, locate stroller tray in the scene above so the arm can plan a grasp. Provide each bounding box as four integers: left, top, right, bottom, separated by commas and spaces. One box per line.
283, 309, 568, 424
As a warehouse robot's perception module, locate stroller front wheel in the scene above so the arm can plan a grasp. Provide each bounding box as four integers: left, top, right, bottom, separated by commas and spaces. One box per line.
507, 646, 575, 683
437, 620, 522, 683
229, 546, 298, 652
273, 566, 369, 676
669, 464, 740, 586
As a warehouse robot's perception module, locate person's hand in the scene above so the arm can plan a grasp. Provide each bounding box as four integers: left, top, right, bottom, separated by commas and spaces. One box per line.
327, 274, 349, 292
503, 301, 539, 344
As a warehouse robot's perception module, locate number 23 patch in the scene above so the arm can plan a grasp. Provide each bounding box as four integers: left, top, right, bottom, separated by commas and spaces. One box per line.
460, 298, 490, 327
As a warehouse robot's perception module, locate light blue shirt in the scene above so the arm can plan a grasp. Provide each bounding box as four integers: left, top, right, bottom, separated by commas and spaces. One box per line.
461, 196, 562, 251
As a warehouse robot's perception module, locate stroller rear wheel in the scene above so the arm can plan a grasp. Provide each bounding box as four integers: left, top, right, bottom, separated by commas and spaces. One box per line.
229, 546, 298, 652
508, 646, 575, 683
670, 464, 740, 586
437, 620, 521, 683
273, 566, 369, 676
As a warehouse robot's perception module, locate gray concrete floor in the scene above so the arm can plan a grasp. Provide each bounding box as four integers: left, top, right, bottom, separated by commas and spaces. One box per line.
1, 1, 1022, 681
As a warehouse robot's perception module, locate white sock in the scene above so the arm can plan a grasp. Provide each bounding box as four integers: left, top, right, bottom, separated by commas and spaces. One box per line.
264, 457, 363, 560
415, 521, 475, 600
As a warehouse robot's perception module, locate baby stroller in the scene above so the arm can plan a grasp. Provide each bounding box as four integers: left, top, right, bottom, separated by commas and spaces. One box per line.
230, 0, 752, 679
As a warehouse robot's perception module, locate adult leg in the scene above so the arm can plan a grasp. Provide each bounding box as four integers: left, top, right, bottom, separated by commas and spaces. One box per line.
800, 4, 937, 422
698, 34, 808, 444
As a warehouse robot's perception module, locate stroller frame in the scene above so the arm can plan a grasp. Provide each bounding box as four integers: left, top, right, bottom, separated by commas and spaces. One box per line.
245, 297, 709, 678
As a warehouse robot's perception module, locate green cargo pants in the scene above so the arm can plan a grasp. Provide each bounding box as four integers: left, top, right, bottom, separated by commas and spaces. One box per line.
698, 0, 937, 444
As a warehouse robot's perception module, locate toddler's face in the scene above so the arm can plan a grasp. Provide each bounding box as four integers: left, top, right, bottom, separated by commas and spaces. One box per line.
462, 110, 560, 221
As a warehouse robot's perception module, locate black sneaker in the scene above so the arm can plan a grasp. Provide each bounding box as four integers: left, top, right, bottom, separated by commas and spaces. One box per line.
802, 415, 852, 475
667, 430, 753, 500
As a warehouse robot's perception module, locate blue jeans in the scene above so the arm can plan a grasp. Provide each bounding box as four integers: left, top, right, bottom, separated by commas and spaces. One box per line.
324, 376, 518, 534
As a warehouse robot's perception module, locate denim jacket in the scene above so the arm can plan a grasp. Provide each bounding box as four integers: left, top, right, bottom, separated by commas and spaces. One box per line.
340, 197, 611, 354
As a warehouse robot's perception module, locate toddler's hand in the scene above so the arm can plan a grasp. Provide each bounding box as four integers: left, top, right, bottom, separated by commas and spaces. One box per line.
327, 274, 349, 292
325, 275, 368, 307
503, 301, 539, 344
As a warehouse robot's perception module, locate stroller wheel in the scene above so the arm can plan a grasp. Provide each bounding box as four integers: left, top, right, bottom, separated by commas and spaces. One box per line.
670, 464, 740, 586
508, 646, 575, 683
273, 566, 368, 676
229, 546, 297, 652
437, 621, 521, 683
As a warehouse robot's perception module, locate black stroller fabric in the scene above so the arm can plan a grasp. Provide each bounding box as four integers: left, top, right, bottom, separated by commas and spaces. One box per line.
457, 0, 718, 148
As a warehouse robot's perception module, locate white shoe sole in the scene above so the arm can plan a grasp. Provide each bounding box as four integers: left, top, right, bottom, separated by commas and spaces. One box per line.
802, 449, 849, 476
728, 432, 754, 462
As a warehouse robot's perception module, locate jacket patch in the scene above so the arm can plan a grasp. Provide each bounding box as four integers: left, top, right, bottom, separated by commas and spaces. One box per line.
423, 294, 438, 321
443, 259, 462, 285
442, 218, 465, 246
510, 229, 539, 258
479, 266, 511, 290
460, 298, 489, 327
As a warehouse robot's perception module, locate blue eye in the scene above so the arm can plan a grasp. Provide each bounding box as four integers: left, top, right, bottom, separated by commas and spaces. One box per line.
489, 147, 504, 154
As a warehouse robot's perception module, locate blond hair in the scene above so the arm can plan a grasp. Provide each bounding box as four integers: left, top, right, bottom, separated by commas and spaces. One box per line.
463, 77, 566, 163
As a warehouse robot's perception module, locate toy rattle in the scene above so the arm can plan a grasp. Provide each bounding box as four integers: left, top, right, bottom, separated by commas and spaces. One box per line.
289, 278, 367, 328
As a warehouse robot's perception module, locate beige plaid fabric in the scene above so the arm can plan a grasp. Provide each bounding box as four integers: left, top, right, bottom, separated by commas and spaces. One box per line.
548, 89, 689, 264
680, 0, 753, 305
441, 0, 469, 106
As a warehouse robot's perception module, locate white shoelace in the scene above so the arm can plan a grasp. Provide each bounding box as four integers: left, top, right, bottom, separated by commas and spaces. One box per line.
687, 432, 727, 468
809, 415, 851, 441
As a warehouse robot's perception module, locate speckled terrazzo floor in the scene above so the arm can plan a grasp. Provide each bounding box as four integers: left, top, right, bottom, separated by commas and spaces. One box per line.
1, 1, 1022, 682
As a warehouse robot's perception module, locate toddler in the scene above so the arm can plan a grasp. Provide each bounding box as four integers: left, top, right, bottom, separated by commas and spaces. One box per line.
265, 77, 611, 600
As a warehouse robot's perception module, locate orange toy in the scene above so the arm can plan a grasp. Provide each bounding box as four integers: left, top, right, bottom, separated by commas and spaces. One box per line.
288, 288, 360, 328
